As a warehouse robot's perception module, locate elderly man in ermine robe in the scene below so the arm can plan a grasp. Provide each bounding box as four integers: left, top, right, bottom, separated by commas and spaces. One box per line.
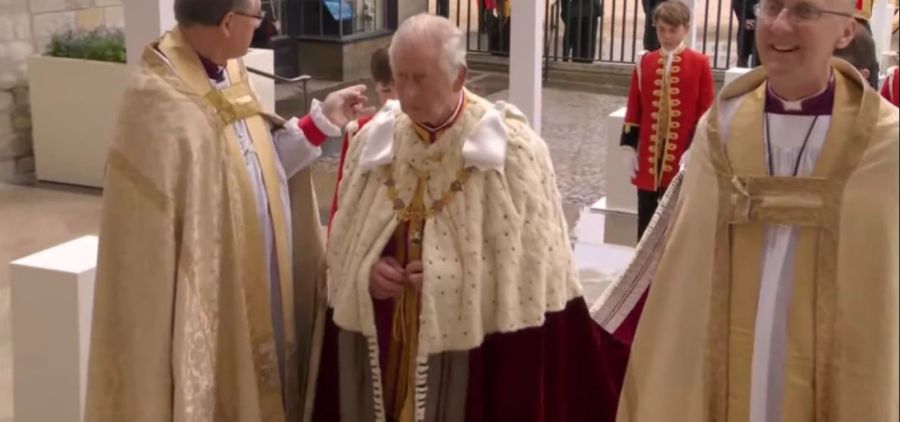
315, 14, 628, 422
601, 0, 899, 419
85, 0, 373, 420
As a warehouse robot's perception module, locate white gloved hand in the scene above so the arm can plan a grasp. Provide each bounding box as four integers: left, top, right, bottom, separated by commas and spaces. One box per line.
621, 147, 638, 176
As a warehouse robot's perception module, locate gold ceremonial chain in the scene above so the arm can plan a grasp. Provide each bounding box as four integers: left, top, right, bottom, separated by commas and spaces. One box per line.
381, 161, 476, 422
383, 165, 476, 223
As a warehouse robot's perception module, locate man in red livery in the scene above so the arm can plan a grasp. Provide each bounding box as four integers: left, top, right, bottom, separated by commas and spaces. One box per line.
328, 47, 397, 235
881, 66, 899, 107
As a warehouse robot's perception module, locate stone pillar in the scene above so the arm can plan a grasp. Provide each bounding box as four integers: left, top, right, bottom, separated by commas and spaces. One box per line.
687, 0, 698, 50
870, 0, 894, 69
508, 0, 543, 134
123, 0, 175, 66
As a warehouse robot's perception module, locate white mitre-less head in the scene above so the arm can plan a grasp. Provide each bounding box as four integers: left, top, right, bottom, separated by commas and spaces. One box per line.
755, 0, 856, 99
388, 14, 469, 126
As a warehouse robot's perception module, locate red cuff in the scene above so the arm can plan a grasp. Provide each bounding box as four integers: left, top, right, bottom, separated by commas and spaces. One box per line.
297, 115, 328, 147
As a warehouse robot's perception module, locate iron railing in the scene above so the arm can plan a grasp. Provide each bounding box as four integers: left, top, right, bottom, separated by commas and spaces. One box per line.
434, 0, 760, 70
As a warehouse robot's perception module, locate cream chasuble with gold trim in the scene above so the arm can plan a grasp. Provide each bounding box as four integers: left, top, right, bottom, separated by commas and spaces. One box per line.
86, 28, 327, 422
616, 59, 899, 422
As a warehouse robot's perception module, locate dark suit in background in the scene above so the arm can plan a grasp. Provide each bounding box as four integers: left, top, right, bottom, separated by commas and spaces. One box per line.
732, 0, 760, 67
641, 0, 664, 51
436, 0, 450, 17
483, 0, 511, 56
563, 0, 603, 62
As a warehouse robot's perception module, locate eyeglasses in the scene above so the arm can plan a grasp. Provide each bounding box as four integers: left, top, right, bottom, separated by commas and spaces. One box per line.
753, 1, 853, 22
234, 9, 267, 21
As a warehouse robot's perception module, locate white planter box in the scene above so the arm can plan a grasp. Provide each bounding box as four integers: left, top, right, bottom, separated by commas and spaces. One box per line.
27, 49, 275, 189
28, 56, 128, 188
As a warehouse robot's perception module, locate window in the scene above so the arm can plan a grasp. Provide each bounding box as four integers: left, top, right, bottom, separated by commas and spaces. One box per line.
280, 0, 393, 40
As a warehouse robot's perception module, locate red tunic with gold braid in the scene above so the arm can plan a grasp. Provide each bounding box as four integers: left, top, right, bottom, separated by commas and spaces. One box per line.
855, 0, 872, 21
881, 66, 899, 107
620, 46, 714, 192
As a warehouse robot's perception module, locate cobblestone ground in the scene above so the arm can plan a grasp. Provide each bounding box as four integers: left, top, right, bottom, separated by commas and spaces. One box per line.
312, 74, 628, 218
486, 88, 626, 210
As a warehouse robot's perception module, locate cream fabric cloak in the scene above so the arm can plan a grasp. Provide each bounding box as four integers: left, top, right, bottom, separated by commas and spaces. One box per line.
617, 59, 899, 422
326, 92, 581, 355
325, 92, 583, 421
85, 29, 326, 422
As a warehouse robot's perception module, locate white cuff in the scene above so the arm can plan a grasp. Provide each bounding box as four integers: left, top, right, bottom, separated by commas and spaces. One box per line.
274, 117, 323, 178
309, 99, 342, 138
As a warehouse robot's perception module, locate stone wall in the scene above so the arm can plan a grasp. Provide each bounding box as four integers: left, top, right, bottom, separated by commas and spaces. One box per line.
0, 0, 123, 183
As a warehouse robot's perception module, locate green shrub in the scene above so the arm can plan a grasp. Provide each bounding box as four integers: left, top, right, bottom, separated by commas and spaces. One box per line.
45, 27, 126, 63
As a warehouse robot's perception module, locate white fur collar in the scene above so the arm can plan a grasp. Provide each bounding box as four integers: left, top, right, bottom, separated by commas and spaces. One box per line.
359, 99, 514, 173
358, 100, 400, 170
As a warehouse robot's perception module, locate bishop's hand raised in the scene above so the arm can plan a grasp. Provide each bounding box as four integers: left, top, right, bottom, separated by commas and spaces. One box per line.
321, 84, 378, 128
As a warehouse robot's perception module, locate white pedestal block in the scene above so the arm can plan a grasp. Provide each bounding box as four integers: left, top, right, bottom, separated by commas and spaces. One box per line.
590, 108, 638, 247
603, 107, 637, 213
576, 240, 635, 303
725, 67, 753, 87
590, 197, 638, 247
570, 206, 635, 302
603, 208, 639, 247
10, 236, 99, 422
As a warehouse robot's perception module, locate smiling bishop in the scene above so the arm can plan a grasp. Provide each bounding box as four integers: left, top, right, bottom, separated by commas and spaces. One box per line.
612, 0, 899, 420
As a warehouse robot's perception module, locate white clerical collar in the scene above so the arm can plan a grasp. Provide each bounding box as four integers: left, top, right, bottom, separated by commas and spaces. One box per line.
767, 73, 835, 112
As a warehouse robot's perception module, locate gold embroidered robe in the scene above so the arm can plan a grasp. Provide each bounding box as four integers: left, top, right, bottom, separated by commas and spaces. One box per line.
85, 29, 326, 422
617, 59, 899, 421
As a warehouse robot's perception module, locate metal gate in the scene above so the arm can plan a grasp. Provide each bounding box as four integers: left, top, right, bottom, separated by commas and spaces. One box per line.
433, 0, 759, 70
